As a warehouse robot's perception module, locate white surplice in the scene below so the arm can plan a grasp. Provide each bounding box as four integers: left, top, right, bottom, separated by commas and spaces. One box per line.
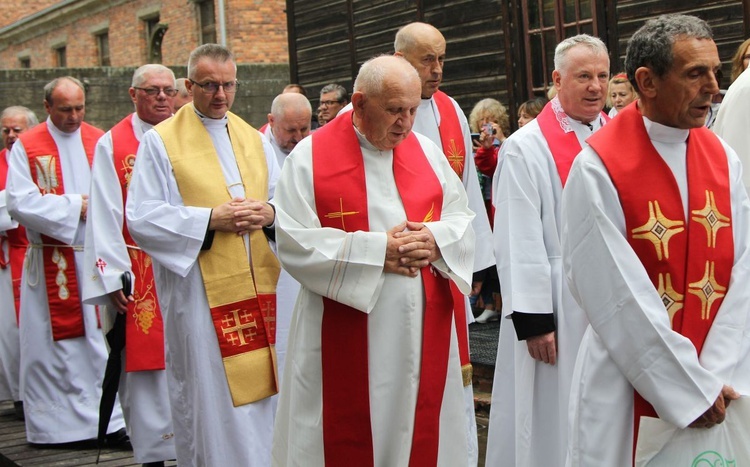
0, 182, 20, 402
6, 118, 125, 443
271, 125, 476, 467
714, 67, 750, 194
414, 95, 493, 465
562, 117, 750, 466
486, 114, 604, 467
82, 113, 176, 463
126, 110, 281, 467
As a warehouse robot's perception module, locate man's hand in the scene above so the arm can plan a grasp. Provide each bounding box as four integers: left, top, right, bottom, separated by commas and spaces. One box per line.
689, 385, 740, 429
108, 289, 133, 314
80, 194, 89, 221
396, 221, 442, 266
526, 331, 557, 365
385, 222, 423, 277
209, 197, 274, 234
231, 198, 275, 235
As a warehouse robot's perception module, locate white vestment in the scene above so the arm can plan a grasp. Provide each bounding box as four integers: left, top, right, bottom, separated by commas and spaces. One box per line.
562, 118, 750, 466
0, 181, 20, 402
713, 67, 750, 194
82, 113, 176, 463
126, 110, 281, 467
6, 118, 125, 443
261, 123, 299, 383
486, 113, 605, 467
271, 124, 476, 467
414, 95, 494, 465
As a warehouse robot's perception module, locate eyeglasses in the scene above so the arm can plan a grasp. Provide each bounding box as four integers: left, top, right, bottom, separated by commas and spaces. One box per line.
133, 86, 179, 97
320, 99, 342, 107
190, 80, 239, 94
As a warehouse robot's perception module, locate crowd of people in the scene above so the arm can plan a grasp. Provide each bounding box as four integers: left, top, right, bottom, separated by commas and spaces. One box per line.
0, 12, 748, 467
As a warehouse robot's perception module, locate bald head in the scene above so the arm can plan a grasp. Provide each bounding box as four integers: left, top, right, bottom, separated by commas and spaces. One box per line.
394, 22, 446, 98
268, 93, 312, 153
352, 55, 421, 150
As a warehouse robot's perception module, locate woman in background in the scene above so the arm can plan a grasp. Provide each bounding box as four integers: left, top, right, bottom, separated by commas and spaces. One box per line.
607, 73, 638, 118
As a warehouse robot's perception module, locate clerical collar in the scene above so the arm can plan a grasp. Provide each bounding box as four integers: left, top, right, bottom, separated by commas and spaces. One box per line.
351, 120, 385, 153
132, 114, 154, 140
193, 108, 228, 126
46, 117, 80, 138
643, 116, 689, 144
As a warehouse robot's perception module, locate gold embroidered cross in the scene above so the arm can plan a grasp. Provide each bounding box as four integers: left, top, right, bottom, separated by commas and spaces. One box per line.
631, 200, 684, 261
221, 308, 258, 346
325, 198, 359, 230
688, 261, 726, 320
691, 190, 730, 248
657, 272, 684, 326
446, 138, 464, 176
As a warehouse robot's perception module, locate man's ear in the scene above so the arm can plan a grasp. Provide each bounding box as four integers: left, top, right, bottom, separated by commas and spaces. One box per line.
267, 113, 274, 127
351, 92, 365, 114
552, 70, 562, 91
634, 67, 657, 99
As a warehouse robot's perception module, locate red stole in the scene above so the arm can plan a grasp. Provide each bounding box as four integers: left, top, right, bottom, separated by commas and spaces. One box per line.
20, 122, 101, 340
312, 112, 455, 466
110, 115, 166, 372
537, 96, 609, 186
589, 102, 734, 458
432, 90, 473, 383
0, 149, 27, 323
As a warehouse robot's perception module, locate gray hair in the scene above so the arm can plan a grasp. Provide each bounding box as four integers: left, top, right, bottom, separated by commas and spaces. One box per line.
0, 106, 39, 127
187, 44, 235, 80
43, 76, 85, 104
320, 83, 349, 104
270, 92, 312, 120
625, 14, 713, 92
131, 64, 176, 88
354, 55, 420, 97
554, 34, 608, 73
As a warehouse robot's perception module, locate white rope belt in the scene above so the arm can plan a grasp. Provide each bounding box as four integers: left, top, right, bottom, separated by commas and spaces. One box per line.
26, 243, 83, 287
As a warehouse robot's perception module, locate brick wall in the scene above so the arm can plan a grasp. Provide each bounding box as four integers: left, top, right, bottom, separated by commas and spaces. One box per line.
0, 0, 59, 30
0, 0, 289, 69
0, 64, 290, 131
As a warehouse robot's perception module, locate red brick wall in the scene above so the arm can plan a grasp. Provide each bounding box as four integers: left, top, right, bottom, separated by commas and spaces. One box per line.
0, 0, 288, 69
0, 0, 59, 29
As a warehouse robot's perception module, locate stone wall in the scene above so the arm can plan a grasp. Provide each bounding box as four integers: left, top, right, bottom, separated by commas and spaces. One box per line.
0, 64, 289, 131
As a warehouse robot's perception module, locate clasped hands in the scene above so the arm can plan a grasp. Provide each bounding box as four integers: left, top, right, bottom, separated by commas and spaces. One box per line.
384, 221, 441, 278
209, 197, 274, 236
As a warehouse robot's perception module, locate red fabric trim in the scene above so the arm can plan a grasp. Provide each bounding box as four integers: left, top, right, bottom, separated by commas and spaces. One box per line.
210, 297, 273, 357
537, 98, 609, 186
313, 112, 374, 467
110, 115, 167, 372
313, 112, 453, 465
589, 102, 733, 461
2, 149, 28, 323
433, 90, 467, 179
20, 122, 102, 340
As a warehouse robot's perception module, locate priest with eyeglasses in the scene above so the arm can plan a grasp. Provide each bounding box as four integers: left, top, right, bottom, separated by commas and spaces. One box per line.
126, 44, 281, 466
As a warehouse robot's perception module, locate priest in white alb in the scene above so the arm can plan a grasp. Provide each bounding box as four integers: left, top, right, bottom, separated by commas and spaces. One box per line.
562, 15, 749, 466
82, 64, 178, 465
126, 45, 281, 466
272, 55, 475, 466
6, 77, 126, 444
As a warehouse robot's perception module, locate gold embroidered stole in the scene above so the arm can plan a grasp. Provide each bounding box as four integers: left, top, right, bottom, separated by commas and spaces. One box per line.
157, 105, 280, 406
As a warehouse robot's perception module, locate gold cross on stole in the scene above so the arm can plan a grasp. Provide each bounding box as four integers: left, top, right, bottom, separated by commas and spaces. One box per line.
221, 308, 258, 346
325, 198, 359, 230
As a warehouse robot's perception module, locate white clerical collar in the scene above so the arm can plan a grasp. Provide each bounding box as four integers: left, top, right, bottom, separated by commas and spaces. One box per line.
193, 108, 228, 130
643, 116, 689, 144
352, 119, 386, 153
46, 117, 80, 138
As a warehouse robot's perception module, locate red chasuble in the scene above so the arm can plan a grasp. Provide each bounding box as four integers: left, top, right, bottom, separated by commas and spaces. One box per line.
0, 148, 27, 323
588, 102, 733, 459
312, 111, 455, 467
19, 122, 101, 340
109, 115, 166, 372
536, 96, 609, 186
